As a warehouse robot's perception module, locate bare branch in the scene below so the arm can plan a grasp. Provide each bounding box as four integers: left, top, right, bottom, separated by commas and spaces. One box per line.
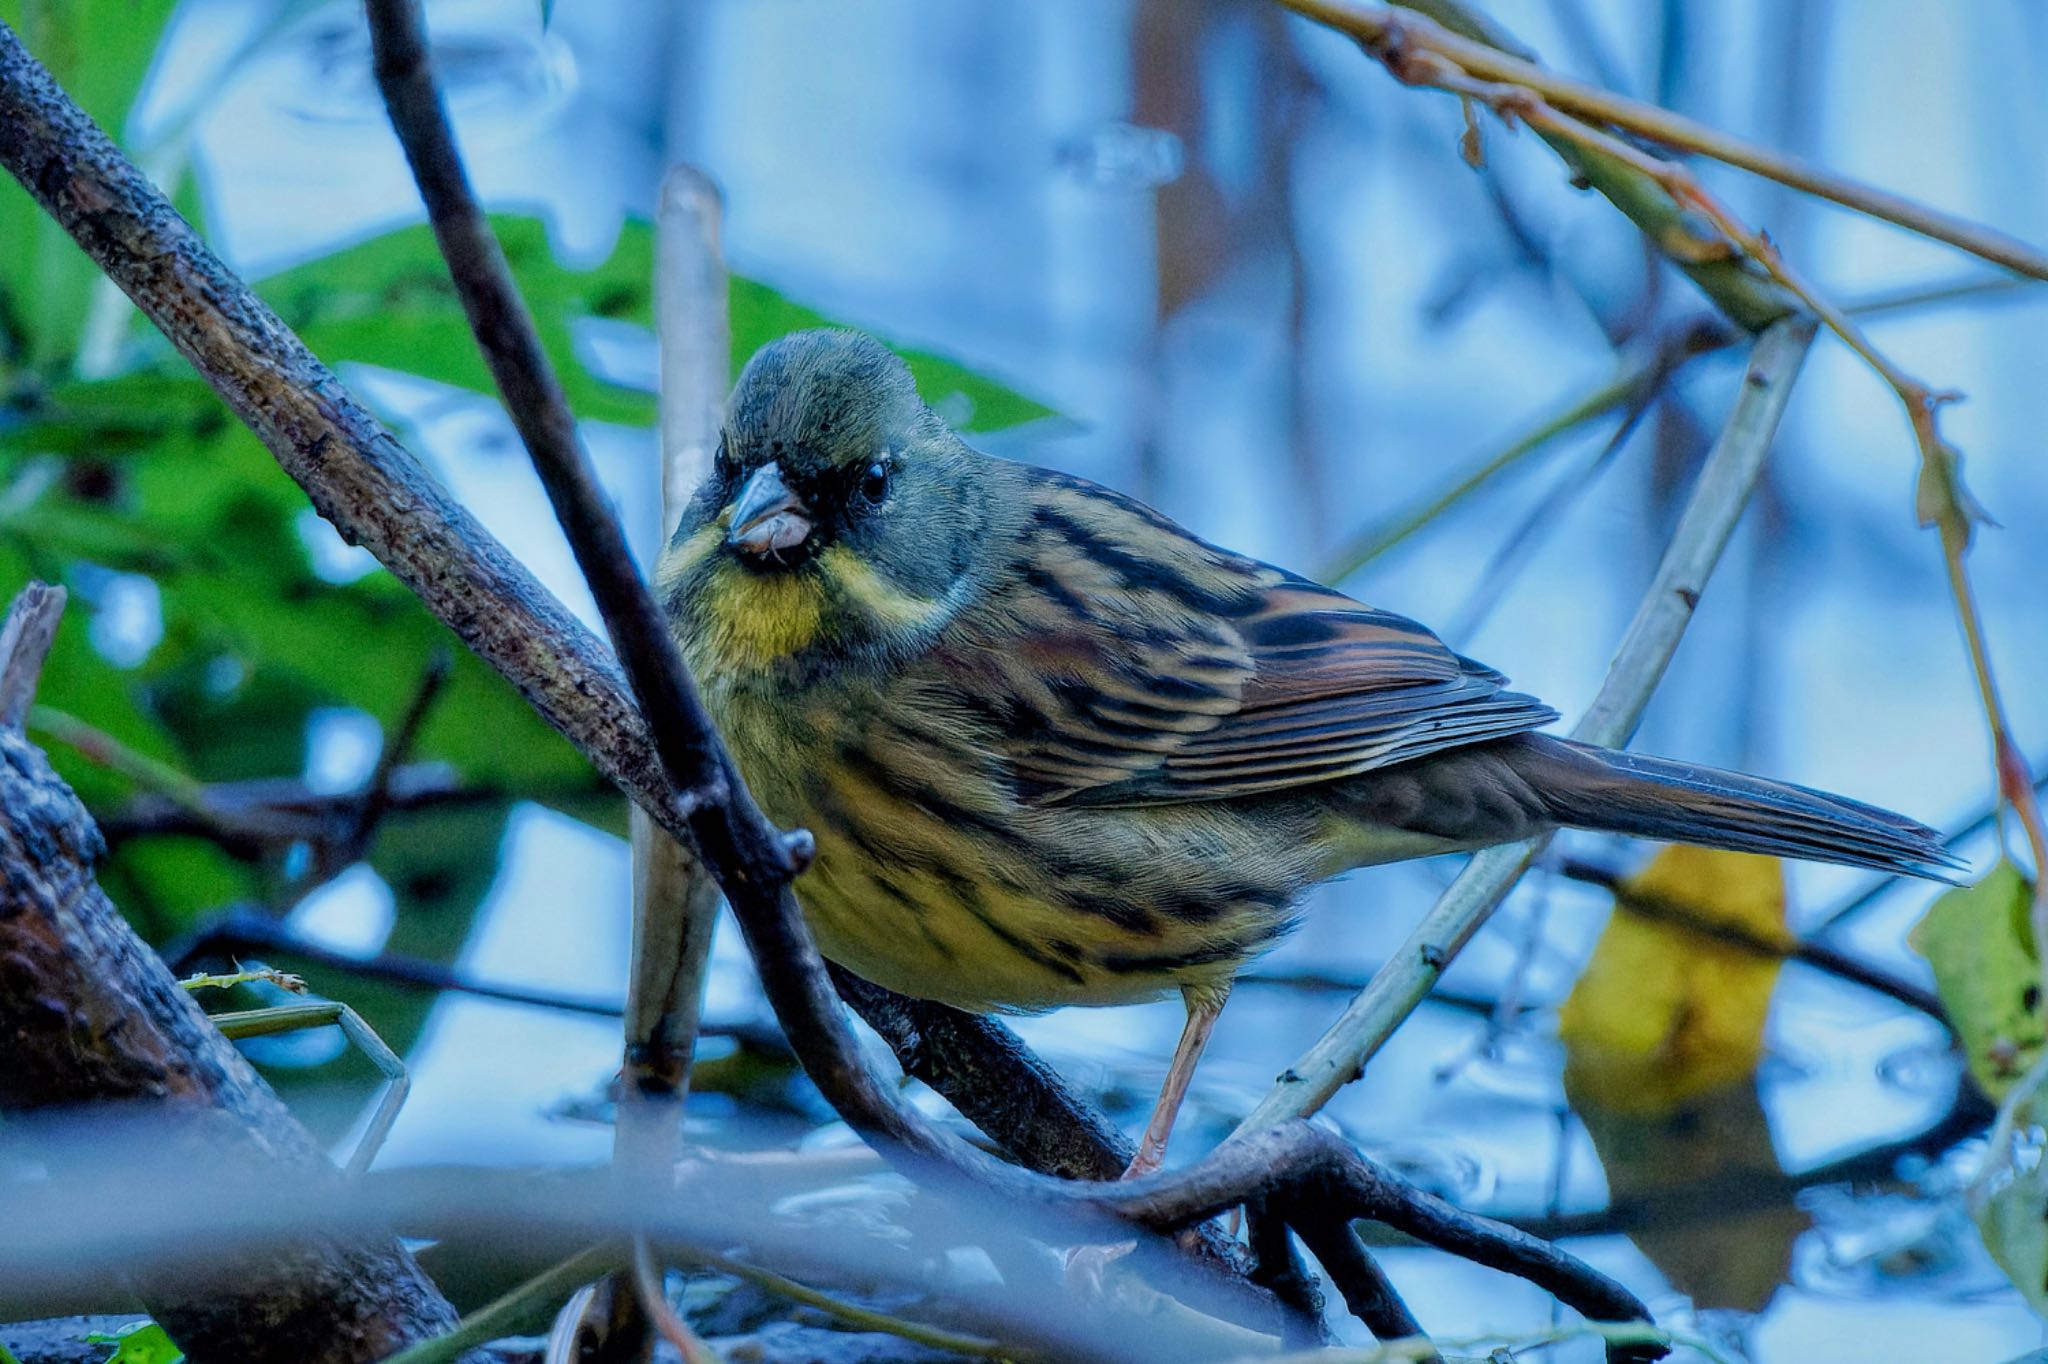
1293, 1218, 1435, 1359
1240, 314, 1816, 1130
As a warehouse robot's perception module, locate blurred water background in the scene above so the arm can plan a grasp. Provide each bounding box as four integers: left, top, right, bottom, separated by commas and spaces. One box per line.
73, 0, 2048, 1358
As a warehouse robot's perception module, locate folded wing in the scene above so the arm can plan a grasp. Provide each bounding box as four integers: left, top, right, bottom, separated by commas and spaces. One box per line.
956, 471, 1559, 807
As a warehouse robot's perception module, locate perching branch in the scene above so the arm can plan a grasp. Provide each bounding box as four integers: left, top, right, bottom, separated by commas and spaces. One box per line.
1240, 313, 1817, 1131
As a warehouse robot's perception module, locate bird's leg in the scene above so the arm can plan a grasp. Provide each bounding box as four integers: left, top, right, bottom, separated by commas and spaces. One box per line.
1122, 982, 1229, 1180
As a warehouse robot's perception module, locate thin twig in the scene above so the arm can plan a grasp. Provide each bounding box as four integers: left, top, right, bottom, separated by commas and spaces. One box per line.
1555, 857, 1947, 1022
1444, 361, 1666, 640
362, 0, 727, 830
1238, 315, 1815, 1131
343, 647, 452, 860
630, 1239, 720, 1364
1237, 965, 1498, 1016
1508, 1081, 1992, 1244
27, 705, 212, 810
1387, 33, 2048, 1014
383, 1242, 621, 1364
1319, 315, 1732, 583
99, 765, 487, 847
1282, 0, 2048, 281
677, 1246, 1021, 1362
166, 907, 635, 1020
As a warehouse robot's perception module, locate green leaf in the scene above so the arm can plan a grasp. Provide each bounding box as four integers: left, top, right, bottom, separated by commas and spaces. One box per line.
1, 1338, 22, 1364
257, 214, 1053, 433
0, 0, 183, 369
84, 1321, 183, 1364
259, 217, 658, 427
9, 374, 595, 865
1910, 861, 2044, 1102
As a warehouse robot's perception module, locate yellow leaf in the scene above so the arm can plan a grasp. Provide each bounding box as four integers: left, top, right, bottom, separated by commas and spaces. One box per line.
1559, 846, 1787, 1115
1910, 861, 2042, 1102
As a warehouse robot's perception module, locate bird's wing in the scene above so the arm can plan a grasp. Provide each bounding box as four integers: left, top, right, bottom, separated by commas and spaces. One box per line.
947, 470, 1559, 806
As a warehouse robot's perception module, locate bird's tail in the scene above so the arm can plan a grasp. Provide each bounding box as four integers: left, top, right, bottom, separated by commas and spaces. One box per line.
1512, 734, 1961, 879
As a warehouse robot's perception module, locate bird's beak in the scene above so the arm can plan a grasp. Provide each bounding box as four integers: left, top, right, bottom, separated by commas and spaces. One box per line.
727, 462, 814, 558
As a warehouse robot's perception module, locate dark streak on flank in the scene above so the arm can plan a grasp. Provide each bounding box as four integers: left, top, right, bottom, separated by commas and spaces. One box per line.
946, 872, 1087, 987
867, 871, 958, 961
1099, 940, 1246, 975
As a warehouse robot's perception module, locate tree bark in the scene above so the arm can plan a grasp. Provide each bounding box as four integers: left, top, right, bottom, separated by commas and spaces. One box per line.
0, 594, 468, 1364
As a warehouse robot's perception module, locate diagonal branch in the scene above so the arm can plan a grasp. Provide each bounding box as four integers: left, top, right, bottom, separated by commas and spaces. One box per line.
1240, 313, 1817, 1130
1306, 0, 2048, 1035
361, 0, 729, 836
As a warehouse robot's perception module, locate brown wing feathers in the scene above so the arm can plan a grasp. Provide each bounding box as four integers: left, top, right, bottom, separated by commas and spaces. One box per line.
971, 471, 1557, 807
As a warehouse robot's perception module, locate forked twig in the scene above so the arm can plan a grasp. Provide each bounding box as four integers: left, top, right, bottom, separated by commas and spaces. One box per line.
1282, 0, 2048, 281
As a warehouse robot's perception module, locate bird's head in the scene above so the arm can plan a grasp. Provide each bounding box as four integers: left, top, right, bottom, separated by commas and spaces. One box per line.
661, 329, 992, 674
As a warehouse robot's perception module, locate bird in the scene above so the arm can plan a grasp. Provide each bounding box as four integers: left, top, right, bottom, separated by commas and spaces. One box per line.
657, 328, 1958, 1178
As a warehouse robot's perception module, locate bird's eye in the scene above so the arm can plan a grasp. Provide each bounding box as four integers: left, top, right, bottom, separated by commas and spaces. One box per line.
856, 458, 891, 505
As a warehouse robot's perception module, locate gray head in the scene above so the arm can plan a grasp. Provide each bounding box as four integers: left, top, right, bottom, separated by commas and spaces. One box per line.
662, 330, 992, 665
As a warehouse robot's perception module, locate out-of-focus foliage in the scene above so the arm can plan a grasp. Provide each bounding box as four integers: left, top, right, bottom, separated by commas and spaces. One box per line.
1913, 861, 2045, 1103
264, 216, 1054, 432
0, 0, 181, 369
1559, 845, 1787, 1114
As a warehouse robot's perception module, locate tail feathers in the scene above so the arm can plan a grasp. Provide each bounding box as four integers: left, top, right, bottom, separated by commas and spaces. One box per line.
1520, 736, 1962, 880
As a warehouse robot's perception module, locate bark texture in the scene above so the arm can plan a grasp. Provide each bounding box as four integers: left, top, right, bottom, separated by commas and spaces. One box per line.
0, 723, 463, 1362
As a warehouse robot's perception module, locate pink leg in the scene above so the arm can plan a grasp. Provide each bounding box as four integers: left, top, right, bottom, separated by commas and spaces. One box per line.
1121, 985, 1229, 1180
